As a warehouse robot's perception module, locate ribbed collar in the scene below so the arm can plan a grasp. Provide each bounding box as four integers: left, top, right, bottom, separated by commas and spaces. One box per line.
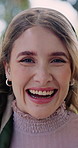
12, 101, 74, 134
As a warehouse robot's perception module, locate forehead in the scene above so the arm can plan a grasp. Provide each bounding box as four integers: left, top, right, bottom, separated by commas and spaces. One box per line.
12, 26, 69, 56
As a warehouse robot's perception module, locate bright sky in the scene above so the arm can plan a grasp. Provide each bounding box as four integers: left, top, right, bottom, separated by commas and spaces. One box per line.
30, 0, 78, 29
0, 20, 6, 37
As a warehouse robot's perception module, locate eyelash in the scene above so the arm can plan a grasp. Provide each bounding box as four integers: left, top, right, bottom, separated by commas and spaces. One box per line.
19, 58, 35, 63
19, 58, 66, 64
51, 58, 66, 63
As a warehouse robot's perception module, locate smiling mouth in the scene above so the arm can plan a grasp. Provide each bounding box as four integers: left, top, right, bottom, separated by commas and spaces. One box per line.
27, 89, 58, 99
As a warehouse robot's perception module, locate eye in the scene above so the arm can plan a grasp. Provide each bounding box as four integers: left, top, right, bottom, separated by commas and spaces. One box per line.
51, 58, 66, 63
19, 58, 35, 63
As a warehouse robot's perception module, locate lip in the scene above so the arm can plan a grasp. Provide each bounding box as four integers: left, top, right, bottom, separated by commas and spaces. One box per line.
27, 87, 55, 91
26, 87, 58, 104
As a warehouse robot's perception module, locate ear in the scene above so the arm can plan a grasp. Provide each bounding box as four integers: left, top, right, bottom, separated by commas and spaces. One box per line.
4, 62, 12, 81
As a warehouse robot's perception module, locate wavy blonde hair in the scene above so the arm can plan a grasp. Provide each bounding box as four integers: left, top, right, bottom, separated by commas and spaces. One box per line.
0, 8, 78, 116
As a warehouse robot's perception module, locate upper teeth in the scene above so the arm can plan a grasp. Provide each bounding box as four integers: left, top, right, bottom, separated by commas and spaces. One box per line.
29, 90, 54, 96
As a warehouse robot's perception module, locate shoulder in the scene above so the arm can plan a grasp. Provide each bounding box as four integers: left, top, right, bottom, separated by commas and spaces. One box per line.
67, 111, 78, 127
0, 94, 13, 133
0, 115, 13, 148
68, 112, 78, 132
57, 111, 78, 136
55, 112, 78, 148
0, 94, 14, 148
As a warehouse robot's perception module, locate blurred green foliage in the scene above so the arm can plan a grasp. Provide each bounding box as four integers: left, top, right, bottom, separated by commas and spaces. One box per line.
73, 0, 78, 11
0, 0, 30, 40
0, 0, 30, 25
0, 0, 78, 39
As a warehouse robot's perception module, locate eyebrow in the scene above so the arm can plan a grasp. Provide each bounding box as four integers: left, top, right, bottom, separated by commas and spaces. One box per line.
49, 52, 69, 59
17, 51, 37, 58
17, 50, 69, 60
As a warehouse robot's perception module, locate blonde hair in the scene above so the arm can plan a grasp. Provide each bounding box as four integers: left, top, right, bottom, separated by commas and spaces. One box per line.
0, 7, 78, 115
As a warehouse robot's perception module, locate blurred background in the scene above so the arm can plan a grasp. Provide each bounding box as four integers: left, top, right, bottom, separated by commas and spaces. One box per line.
0, 0, 78, 40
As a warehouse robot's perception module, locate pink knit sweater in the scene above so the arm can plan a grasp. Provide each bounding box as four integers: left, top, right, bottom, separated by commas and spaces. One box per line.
10, 102, 78, 148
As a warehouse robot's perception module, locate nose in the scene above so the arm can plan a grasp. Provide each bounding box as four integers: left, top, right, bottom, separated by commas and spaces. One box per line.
33, 66, 53, 86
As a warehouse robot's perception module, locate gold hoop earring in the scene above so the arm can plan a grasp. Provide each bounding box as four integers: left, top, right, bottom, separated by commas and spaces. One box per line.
6, 79, 12, 87
70, 79, 75, 86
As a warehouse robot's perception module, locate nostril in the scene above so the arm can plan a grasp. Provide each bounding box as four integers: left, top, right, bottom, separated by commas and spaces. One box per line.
33, 66, 53, 85
33, 73, 53, 85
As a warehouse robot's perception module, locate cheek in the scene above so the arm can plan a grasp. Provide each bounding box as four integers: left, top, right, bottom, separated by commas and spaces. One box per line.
10, 65, 33, 84
57, 68, 71, 99
56, 67, 71, 84
53, 66, 71, 95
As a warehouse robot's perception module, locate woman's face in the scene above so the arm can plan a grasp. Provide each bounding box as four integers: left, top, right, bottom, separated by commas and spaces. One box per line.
5, 26, 71, 119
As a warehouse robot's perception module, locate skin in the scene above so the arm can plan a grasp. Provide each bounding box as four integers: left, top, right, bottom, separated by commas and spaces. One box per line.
5, 26, 71, 119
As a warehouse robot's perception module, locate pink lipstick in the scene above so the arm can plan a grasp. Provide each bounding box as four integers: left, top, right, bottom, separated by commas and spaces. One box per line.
26, 88, 58, 104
